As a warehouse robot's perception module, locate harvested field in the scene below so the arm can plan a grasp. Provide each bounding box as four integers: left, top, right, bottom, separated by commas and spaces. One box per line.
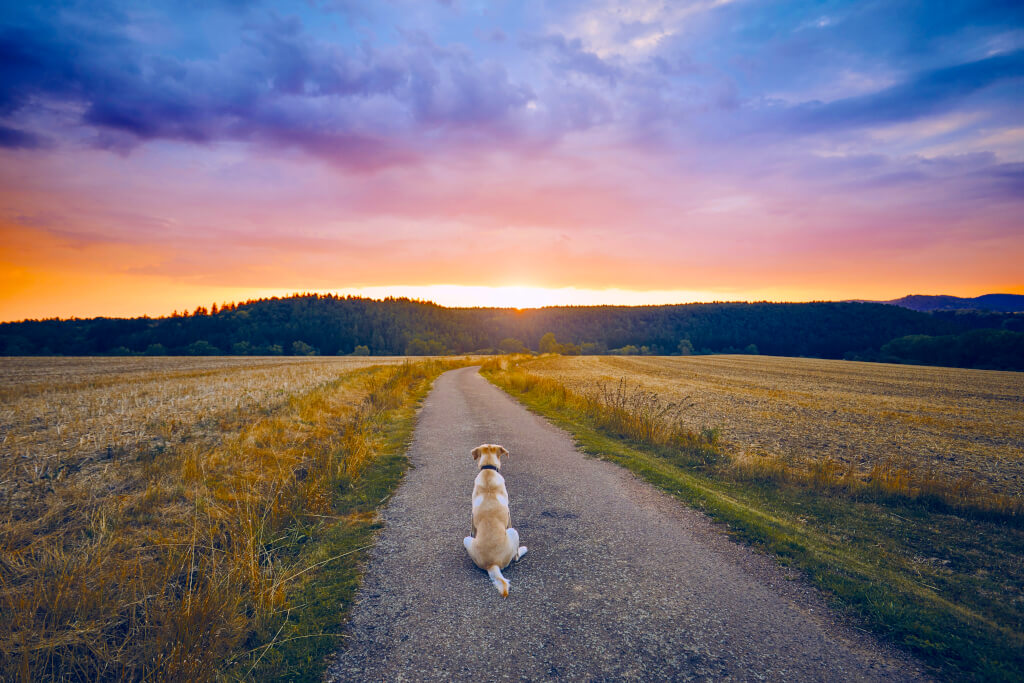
486, 355, 1024, 679
0, 355, 447, 680
524, 355, 1024, 497
0, 356, 405, 495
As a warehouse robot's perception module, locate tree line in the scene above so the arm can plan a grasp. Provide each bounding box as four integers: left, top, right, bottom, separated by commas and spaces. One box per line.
1, 294, 1021, 370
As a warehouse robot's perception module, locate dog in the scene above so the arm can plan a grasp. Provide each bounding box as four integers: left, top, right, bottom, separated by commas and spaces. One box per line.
463, 444, 527, 597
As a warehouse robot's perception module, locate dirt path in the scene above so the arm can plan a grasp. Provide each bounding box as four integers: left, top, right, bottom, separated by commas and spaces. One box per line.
326, 367, 925, 681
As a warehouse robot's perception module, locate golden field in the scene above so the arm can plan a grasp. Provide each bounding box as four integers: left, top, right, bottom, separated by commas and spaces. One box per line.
1, 356, 407, 495
0, 355, 444, 680
524, 354, 1024, 497
485, 354, 1024, 679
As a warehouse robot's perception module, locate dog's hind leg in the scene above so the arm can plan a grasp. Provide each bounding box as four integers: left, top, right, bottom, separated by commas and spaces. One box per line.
487, 565, 510, 597
506, 528, 527, 561
463, 536, 473, 553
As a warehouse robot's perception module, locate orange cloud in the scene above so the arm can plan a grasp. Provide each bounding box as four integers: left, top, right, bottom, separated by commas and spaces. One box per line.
1, 138, 1022, 321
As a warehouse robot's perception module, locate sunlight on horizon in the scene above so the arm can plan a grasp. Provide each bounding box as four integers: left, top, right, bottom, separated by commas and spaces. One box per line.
0, 281, 905, 322
329, 285, 748, 309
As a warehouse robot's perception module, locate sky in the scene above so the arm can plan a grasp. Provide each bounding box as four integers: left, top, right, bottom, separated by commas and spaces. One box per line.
1, 0, 1023, 320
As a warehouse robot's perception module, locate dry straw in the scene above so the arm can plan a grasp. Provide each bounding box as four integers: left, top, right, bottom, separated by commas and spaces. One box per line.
488, 355, 1023, 516
0, 356, 420, 680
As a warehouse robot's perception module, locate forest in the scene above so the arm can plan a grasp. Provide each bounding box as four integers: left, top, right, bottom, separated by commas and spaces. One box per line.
1, 295, 1022, 370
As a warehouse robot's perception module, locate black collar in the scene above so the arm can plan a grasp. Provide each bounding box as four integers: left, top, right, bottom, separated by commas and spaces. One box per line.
479, 464, 500, 472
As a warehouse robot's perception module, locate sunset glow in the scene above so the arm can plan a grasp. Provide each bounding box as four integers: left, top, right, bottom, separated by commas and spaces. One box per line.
338, 286, 736, 310
1, 1, 1022, 320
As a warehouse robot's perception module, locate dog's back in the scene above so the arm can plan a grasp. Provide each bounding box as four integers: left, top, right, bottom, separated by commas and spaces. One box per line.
463, 444, 527, 597
469, 469, 514, 564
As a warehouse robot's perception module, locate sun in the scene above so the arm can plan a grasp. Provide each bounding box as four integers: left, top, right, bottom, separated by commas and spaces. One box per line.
328, 285, 726, 309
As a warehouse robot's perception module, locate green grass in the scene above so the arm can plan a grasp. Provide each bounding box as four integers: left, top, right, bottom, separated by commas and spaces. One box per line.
483, 359, 1024, 681
227, 360, 454, 681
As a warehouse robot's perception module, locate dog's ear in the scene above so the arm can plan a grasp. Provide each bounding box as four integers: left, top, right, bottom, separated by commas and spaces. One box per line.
499, 446, 509, 458
471, 446, 484, 460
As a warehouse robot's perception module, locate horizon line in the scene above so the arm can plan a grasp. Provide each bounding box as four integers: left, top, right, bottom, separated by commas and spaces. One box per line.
4, 288, 1021, 324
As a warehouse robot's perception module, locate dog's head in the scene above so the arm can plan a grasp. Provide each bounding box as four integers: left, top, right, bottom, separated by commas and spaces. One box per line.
472, 444, 508, 469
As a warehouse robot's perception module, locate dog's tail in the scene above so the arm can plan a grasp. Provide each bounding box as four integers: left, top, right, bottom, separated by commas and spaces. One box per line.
487, 565, 510, 597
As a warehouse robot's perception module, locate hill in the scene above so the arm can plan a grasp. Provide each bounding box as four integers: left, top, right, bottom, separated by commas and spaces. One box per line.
4, 294, 1015, 365
883, 293, 1024, 312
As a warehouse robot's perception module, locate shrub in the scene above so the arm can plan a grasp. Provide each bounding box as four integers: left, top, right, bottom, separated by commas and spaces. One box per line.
609, 344, 639, 355
184, 340, 220, 355
498, 337, 528, 354
231, 341, 253, 355
405, 337, 446, 355
539, 332, 562, 354
291, 340, 318, 356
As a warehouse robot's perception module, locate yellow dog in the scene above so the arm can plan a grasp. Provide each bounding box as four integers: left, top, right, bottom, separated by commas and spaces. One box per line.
463, 444, 527, 596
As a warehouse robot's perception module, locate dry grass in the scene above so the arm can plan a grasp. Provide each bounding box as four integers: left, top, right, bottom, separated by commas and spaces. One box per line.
523, 355, 1024, 509
499, 366, 719, 465
0, 357, 407, 481
483, 355, 1024, 679
0, 356, 443, 681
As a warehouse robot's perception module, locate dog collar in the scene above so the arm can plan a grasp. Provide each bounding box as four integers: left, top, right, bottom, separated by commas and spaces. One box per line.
479, 465, 500, 472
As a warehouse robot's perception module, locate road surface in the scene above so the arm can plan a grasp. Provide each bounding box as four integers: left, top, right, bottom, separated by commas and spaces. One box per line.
326, 367, 923, 681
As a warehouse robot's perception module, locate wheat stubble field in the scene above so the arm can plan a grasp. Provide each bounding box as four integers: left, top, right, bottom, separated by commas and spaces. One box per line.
526, 354, 1024, 498
4, 353, 1022, 680
0, 355, 455, 681
0, 356, 410, 493
485, 354, 1024, 680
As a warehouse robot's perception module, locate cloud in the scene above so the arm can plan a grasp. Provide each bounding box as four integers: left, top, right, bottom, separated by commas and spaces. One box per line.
522, 33, 622, 83
788, 50, 1024, 133
0, 124, 45, 149
1, 0, 1022, 318
967, 161, 1024, 200
0, 7, 538, 167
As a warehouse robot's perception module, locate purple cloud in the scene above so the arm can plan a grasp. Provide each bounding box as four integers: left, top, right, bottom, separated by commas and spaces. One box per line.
788, 50, 1024, 133
0, 7, 540, 167
523, 33, 621, 84
0, 124, 45, 148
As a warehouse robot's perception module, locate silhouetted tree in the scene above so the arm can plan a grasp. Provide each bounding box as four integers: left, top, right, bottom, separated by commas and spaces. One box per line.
539, 332, 562, 354
4, 294, 1016, 369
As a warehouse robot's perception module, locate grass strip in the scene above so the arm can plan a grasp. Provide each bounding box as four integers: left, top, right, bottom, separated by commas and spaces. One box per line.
233, 359, 454, 681
482, 359, 1024, 682
1, 358, 463, 682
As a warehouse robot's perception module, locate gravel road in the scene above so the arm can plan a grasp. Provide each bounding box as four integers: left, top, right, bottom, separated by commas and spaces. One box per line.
325, 367, 925, 681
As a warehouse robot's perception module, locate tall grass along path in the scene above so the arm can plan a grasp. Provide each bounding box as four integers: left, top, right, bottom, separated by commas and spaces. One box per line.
326, 367, 925, 681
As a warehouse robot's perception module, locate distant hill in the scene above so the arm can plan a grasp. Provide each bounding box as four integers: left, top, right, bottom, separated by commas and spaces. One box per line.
3, 294, 1022, 369
1, 295, 962, 359
882, 294, 1024, 312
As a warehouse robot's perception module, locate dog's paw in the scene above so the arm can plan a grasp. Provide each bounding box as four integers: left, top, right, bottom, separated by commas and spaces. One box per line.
491, 576, 510, 597
517, 546, 528, 560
